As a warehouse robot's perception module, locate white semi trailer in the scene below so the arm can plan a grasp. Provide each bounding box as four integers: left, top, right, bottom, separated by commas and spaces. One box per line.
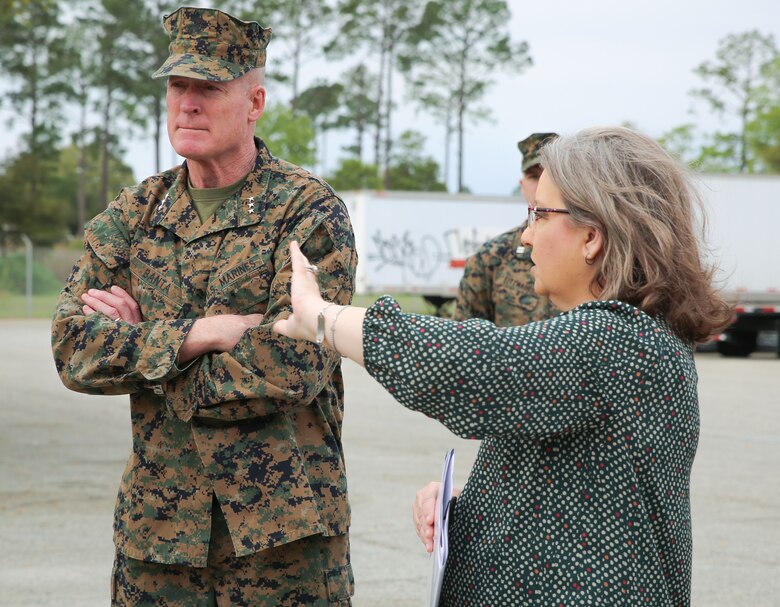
699, 174, 780, 356
342, 174, 780, 357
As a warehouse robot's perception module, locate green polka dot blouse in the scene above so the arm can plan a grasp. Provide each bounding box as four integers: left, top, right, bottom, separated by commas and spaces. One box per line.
363, 296, 698, 607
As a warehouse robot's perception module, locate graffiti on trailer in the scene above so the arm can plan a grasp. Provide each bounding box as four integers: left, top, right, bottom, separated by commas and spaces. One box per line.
368, 230, 445, 279
368, 226, 503, 280
443, 227, 496, 260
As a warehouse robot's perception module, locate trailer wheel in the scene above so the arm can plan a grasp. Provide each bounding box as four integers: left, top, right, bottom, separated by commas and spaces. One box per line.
716, 330, 757, 357
422, 295, 454, 318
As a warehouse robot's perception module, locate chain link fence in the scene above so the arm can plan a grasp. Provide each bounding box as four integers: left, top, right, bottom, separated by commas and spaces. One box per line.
0, 239, 81, 318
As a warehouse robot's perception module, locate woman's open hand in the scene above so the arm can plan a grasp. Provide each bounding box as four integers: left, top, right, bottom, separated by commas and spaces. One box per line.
272, 241, 327, 342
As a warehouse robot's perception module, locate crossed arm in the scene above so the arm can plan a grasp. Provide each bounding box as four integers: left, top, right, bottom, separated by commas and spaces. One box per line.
81, 285, 261, 364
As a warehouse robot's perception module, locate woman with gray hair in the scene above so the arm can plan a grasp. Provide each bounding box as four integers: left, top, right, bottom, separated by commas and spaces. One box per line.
273, 126, 731, 606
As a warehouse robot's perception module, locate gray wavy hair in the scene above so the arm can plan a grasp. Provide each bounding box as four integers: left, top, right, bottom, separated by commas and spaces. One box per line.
539, 126, 731, 342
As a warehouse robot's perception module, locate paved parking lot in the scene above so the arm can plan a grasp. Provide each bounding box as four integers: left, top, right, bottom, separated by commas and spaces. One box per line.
0, 320, 778, 606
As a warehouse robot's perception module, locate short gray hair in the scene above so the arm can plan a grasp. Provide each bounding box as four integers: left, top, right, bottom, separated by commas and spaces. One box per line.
539, 126, 731, 342
241, 67, 265, 89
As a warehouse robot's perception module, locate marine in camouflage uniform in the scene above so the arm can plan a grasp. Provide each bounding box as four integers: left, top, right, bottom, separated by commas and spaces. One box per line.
452, 133, 559, 326
51, 7, 355, 606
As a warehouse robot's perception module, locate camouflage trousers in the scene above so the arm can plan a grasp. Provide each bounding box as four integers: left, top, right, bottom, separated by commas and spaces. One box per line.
111, 497, 353, 606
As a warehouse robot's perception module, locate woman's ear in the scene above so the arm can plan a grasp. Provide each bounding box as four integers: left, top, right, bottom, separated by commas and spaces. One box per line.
583, 226, 604, 262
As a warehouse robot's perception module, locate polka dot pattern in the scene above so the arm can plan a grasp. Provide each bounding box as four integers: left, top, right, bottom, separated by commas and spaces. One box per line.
363, 296, 698, 606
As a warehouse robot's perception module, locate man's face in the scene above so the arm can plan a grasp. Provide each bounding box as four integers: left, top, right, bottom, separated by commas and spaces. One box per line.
519, 165, 544, 204
166, 75, 265, 164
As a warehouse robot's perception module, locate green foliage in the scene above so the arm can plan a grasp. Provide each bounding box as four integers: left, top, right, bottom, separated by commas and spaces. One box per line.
0, 251, 63, 295
327, 0, 424, 173
55, 138, 136, 233
659, 124, 743, 172
0, 140, 135, 244
327, 130, 446, 192
690, 30, 778, 172
0, 0, 75, 154
326, 159, 382, 191
387, 158, 447, 192
664, 31, 780, 174
335, 64, 379, 162
292, 81, 345, 129
292, 81, 345, 169
386, 130, 446, 191
0, 151, 70, 245
746, 56, 780, 172
399, 0, 531, 192
255, 104, 317, 167
694, 133, 743, 173
658, 123, 699, 165
748, 103, 780, 172
227, 0, 335, 98
114, 0, 172, 173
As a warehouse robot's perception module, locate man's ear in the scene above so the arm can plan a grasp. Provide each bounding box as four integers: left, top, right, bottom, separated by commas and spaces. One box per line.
249, 85, 266, 121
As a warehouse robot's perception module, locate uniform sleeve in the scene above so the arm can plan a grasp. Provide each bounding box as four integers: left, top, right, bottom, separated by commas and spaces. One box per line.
363, 296, 648, 441
451, 250, 494, 322
51, 194, 195, 395
163, 194, 357, 422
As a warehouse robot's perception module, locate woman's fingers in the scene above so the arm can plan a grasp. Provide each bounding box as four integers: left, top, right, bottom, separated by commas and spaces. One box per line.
273, 241, 326, 341
290, 241, 322, 298
412, 481, 441, 553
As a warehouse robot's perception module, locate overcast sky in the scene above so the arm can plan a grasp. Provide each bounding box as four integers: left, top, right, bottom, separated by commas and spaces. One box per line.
2, 0, 780, 196
459, 0, 780, 194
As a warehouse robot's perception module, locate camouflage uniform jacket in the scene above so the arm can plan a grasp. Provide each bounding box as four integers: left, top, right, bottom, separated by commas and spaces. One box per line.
52, 138, 357, 567
452, 226, 557, 326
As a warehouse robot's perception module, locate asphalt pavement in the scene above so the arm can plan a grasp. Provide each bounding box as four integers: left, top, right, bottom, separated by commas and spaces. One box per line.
0, 320, 778, 606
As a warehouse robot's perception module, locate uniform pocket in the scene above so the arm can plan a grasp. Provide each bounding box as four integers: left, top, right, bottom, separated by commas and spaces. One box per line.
110, 554, 119, 603
130, 257, 184, 320
325, 564, 355, 604
208, 259, 271, 315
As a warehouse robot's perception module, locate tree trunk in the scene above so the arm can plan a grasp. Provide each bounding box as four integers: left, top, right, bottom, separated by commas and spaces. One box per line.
76, 84, 88, 235
154, 92, 162, 173
443, 99, 452, 192
356, 122, 364, 162
383, 43, 395, 189
456, 44, 468, 193
457, 93, 465, 192
30, 47, 40, 202
101, 89, 113, 208
740, 97, 749, 173
374, 44, 387, 168
292, 3, 302, 102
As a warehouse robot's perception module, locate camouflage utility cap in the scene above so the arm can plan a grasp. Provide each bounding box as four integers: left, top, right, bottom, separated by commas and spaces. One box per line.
517, 132, 558, 172
152, 6, 271, 82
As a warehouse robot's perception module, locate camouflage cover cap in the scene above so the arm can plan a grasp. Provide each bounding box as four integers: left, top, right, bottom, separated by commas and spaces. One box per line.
517, 132, 559, 172
152, 6, 271, 82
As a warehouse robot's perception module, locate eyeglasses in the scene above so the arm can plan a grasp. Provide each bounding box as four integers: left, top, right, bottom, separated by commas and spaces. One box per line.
527, 205, 570, 226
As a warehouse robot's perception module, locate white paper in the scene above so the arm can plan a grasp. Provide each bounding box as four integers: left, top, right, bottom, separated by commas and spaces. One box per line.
429, 448, 455, 607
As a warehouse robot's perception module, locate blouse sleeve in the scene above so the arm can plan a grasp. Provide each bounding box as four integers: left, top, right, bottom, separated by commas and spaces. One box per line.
362, 296, 652, 441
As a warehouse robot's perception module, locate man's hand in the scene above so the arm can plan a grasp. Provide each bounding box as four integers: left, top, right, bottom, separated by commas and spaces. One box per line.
81, 285, 142, 324
81, 286, 263, 364
178, 314, 264, 364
